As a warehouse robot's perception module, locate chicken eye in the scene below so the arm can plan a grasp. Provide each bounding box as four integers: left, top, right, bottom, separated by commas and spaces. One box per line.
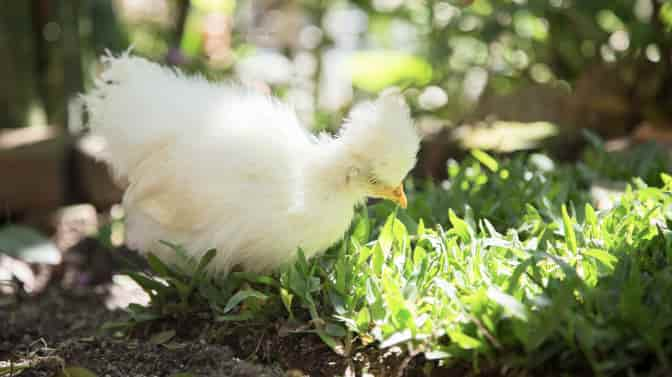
368, 176, 378, 185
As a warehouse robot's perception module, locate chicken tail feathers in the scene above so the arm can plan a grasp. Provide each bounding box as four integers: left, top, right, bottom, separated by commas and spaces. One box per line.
81, 48, 191, 181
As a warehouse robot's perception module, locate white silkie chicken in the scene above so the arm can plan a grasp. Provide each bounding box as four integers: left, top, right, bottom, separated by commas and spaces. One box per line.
83, 52, 420, 273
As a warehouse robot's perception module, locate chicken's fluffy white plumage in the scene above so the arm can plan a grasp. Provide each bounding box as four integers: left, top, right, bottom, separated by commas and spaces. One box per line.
84, 52, 420, 273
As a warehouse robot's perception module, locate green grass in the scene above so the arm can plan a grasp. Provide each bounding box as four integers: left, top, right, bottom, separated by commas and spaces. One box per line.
118, 143, 672, 376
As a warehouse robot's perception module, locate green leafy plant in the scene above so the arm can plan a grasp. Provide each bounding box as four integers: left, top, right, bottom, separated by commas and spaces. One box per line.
116, 150, 672, 376
105, 243, 277, 331
401, 150, 591, 230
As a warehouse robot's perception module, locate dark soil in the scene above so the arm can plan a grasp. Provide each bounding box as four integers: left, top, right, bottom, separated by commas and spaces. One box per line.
0, 285, 429, 377
0, 236, 413, 377
1, 286, 285, 377
0, 237, 478, 377
0, 232, 286, 377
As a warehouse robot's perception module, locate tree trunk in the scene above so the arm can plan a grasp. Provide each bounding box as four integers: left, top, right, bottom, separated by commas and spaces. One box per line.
0, 1, 40, 128
61, 0, 84, 128
31, 0, 84, 129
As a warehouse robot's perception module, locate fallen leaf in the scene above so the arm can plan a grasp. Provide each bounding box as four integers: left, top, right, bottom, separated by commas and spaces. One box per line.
149, 329, 176, 345
0, 225, 61, 265
161, 342, 188, 350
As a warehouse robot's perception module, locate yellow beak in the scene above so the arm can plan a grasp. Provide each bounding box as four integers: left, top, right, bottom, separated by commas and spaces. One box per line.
369, 184, 408, 209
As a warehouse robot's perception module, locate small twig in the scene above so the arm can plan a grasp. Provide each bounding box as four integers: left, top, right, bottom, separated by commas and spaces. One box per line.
247, 330, 266, 360
27, 338, 52, 356
0, 355, 65, 377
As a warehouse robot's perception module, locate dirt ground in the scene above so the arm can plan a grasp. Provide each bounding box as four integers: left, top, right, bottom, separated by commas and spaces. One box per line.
0, 236, 291, 377
1, 237, 449, 377
0, 280, 440, 377
2, 286, 290, 377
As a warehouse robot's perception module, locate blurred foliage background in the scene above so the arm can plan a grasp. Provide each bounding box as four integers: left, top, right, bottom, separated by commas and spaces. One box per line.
2, 0, 672, 158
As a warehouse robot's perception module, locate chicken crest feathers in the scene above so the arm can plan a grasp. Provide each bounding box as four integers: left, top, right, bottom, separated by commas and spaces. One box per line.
338, 94, 420, 185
